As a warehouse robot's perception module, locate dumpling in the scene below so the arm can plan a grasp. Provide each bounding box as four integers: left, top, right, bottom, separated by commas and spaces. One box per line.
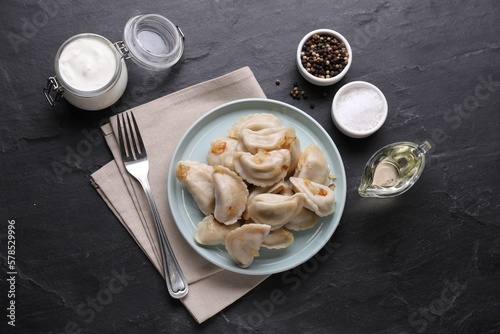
284, 208, 318, 231
233, 149, 291, 187
206, 136, 239, 171
195, 215, 240, 246
289, 177, 335, 217
246, 193, 305, 230
213, 165, 249, 225
238, 126, 297, 154
228, 113, 282, 139
293, 144, 330, 185
243, 180, 293, 220
262, 228, 294, 249
225, 224, 271, 268
176, 161, 214, 215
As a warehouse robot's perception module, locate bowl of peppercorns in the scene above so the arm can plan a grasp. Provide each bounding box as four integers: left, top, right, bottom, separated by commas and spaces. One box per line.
297, 29, 352, 86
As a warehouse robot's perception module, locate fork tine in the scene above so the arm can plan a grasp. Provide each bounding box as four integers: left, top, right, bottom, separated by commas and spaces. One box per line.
117, 113, 127, 159
124, 112, 139, 159
130, 112, 146, 156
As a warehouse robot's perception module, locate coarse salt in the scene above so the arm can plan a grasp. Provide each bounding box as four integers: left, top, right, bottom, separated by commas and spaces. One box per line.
335, 87, 383, 132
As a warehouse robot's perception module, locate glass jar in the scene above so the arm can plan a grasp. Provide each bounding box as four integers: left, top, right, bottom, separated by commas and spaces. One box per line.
44, 14, 185, 111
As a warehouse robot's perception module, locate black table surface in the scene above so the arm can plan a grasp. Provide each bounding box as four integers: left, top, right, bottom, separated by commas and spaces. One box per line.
1, 1, 499, 333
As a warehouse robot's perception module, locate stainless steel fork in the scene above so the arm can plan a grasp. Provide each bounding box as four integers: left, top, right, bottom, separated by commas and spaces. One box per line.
117, 112, 188, 299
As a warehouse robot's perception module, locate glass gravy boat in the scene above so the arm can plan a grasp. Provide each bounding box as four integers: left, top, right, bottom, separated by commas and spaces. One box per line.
358, 141, 431, 198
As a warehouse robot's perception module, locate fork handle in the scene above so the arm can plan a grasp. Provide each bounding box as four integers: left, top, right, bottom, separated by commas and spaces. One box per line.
138, 178, 189, 299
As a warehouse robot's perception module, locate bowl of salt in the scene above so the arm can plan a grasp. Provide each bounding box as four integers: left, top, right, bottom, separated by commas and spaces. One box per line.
331, 81, 388, 138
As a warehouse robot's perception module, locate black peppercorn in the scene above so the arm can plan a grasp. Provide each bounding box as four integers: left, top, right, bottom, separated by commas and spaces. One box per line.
301, 33, 349, 79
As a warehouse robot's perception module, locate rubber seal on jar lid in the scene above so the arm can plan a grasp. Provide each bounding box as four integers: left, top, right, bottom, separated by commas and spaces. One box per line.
122, 14, 184, 71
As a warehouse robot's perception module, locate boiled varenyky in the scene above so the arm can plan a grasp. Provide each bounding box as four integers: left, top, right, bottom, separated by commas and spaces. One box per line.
176, 113, 337, 268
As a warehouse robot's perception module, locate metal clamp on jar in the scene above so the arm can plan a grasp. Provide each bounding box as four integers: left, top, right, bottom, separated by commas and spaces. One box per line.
44, 14, 185, 111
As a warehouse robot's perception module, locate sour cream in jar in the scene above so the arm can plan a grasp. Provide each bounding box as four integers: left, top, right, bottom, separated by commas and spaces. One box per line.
54, 33, 128, 111
45, 14, 185, 110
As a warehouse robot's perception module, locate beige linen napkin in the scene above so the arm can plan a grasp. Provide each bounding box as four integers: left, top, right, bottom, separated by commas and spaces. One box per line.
90, 67, 269, 323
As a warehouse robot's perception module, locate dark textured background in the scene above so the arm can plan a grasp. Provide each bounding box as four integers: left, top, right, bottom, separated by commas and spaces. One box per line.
1, 1, 499, 333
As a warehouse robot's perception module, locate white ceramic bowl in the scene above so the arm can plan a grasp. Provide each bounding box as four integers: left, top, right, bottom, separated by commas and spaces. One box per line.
331, 81, 388, 138
296, 29, 352, 86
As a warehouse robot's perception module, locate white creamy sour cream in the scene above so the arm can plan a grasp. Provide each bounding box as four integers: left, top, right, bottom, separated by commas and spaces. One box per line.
58, 36, 117, 92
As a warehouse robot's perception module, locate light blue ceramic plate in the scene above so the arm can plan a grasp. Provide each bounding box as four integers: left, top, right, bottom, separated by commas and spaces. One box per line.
167, 98, 346, 275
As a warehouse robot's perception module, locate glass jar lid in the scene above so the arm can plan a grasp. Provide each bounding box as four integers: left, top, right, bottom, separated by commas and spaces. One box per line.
122, 14, 185, 71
